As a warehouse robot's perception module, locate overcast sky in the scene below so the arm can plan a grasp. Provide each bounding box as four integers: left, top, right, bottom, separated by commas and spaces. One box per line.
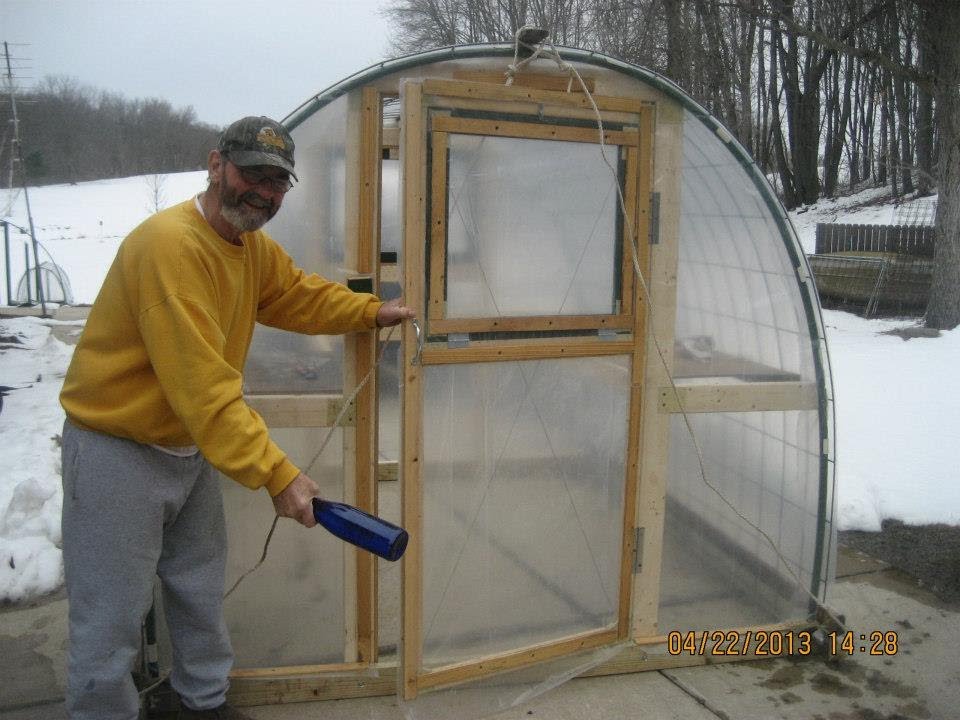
1, 0, 396, 127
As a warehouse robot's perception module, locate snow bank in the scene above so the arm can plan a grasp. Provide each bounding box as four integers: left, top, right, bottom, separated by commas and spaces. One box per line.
0, 317, 74, 602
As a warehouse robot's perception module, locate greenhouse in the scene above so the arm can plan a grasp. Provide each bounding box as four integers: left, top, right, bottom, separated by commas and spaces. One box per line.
154, 40, 836, 713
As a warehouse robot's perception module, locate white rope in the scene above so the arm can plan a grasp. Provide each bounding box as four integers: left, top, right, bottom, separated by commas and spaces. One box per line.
504, 27, 846, 633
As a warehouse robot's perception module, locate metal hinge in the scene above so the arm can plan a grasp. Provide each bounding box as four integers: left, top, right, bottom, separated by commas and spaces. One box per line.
447, 333, 470, 349
648, 193, 661, 245
633, 527, 645, 573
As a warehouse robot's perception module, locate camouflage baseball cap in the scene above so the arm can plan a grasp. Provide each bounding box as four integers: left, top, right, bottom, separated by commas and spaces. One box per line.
218, 116, 297, 180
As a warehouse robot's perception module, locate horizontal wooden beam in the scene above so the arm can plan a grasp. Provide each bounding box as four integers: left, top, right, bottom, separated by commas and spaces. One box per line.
431, 114, 638, 146
422, 78, 644, 115
421, 337, 635, 365
428, 314, 633, 336
244, 394, 354, 428
228, 665, 397, 706
382, 126, 400, 149
657, 382, 819, 414
377, 461, 398, 482
225, 620, 816, 707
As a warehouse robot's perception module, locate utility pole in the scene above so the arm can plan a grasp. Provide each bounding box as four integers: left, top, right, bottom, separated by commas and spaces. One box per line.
3, 40, 46, 316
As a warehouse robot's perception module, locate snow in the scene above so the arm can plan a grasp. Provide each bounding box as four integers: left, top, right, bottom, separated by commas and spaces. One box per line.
1, 175, 957, 603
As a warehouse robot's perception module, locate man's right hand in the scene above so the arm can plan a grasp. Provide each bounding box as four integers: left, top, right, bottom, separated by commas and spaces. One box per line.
272, 472, 321, 527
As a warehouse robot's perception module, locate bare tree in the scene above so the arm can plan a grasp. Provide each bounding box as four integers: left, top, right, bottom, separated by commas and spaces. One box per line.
0, 75, 219, 187
385, 0, 960, 328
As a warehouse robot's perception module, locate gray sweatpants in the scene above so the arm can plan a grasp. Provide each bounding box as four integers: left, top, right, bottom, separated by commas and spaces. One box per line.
61, 420, 233, 719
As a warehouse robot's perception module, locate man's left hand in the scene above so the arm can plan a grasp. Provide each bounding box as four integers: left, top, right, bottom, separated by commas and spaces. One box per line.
376, 298, 416, 327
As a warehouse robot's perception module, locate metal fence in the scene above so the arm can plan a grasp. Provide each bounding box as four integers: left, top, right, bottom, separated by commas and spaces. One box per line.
810, 223, 934, 318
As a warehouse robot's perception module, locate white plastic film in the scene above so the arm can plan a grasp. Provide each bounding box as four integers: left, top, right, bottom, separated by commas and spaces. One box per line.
245, 94, 351, 394
418, 356, 629, 669
674, 113, 816, 383
221, 427, 346, 667
660, 411, 821, 631
401, 642, 627, 720
444, 134, 621, 319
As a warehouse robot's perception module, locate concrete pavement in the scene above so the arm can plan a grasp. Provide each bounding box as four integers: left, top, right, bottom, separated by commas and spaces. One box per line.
3, 545, 957, 720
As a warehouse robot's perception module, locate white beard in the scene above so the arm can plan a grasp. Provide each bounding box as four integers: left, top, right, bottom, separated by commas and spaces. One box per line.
220, 201, 270, 232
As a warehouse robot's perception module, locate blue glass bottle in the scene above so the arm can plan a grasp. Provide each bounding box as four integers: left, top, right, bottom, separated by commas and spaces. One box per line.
312, 498, 409, 561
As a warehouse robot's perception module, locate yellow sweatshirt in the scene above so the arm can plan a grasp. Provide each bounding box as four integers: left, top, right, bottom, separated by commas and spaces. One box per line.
60, 198, 381, 496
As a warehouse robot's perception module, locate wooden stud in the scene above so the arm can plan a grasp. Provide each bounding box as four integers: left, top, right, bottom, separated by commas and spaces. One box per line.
382, 126, 400, 150
422, 78, 644, 114
354, 85, 383, 664
616, 116, 653, 639
427, 313, 633, 336
420, 337, 634, 365
657, 381, 820, 414
427, 130, 449, 328
423, 94, 644, 128
377, 461, 399, 482
400, 80, 427, 701
228, 665, 397, 707
431, 114, 639, 147
631, 101, 683, 640
341, 90, 365, 663
619, 145, 639, 317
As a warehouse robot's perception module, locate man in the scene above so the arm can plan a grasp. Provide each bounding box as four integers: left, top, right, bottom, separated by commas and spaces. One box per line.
59, 116, 414, 719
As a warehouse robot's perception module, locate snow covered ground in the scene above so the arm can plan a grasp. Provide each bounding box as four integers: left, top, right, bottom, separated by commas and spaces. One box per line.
1, 176, 956, 603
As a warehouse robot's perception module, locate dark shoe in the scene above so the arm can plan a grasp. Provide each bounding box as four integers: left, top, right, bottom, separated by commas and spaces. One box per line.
177, 703, 255, 719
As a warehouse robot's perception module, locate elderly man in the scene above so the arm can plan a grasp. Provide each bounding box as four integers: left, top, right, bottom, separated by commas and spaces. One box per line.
59, 116, 414, 719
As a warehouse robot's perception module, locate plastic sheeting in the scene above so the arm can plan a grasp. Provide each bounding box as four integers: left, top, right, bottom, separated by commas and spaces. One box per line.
222, 427, 346, 667
443, 134, 620, 319
673, 115, 816, 383
660, 411, 821, 631
400, 642, 627, 720
418, 356, 628, 668
244, 94, 351, 394
658, 110, 830, 632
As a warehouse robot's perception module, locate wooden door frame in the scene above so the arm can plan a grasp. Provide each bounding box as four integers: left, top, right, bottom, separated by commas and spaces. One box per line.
399, 78, 654, 700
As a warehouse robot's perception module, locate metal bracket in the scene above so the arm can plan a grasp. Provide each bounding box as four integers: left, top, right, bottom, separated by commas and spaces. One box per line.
633, 527, 645, 573
598, 328, 618, 341
447, 333, 470, 349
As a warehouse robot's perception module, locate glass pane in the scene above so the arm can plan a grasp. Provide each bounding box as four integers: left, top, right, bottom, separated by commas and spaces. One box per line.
420, 356, 630, 669
443, 134, 621, 319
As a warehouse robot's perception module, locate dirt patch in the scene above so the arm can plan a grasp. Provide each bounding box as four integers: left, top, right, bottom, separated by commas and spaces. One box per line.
839, 520, 960, 605
879, 325, 941, 340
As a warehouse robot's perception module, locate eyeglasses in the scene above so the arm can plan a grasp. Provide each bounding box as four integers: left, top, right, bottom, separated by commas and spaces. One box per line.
231, 163, 293, 193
